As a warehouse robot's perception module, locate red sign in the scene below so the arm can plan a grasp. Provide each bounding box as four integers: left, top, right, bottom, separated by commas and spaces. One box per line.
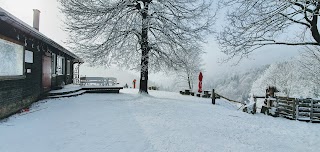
198, 72, 203, 93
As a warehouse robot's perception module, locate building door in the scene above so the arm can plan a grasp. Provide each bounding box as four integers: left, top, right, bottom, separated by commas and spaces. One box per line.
42, 54, 52, 92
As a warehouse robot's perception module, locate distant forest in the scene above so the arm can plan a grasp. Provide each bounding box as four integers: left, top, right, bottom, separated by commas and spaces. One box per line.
205, 57, 320, 103
162, 54, 320, 104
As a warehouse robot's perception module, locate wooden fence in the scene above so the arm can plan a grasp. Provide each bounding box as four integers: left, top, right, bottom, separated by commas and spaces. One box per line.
270, 97, 320, 122
180, 89, 245, 105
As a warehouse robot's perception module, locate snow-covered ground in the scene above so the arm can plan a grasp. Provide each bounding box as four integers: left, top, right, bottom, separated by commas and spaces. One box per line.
0, 89, 319, 152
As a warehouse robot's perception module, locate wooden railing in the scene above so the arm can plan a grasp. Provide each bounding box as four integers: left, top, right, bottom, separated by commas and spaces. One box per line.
80, 77, 117, 86
257, 96, 320, 122
295, 98, 320, 122
180, 89, 245, 105
276, 97, 297, 119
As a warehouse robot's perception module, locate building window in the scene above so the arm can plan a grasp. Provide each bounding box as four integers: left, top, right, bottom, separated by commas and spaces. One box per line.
0, 37, 24, 77
57, 55, 65, 75
66, 60, 71, 75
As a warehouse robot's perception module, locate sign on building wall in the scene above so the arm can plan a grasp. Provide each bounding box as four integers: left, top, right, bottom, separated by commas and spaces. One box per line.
25, 50, 33, 63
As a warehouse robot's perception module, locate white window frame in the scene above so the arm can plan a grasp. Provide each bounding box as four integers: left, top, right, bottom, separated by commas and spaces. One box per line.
57, 55, 65, 75
52, 53, 57, 77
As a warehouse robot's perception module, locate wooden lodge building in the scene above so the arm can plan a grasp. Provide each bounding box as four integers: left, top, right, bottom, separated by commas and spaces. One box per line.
0, 7, 83, 119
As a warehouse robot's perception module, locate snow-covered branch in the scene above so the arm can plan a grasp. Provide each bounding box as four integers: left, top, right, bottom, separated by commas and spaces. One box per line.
217, 0, 320, 61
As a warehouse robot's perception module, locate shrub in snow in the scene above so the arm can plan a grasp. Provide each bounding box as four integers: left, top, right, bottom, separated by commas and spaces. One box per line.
242, 102, 256, 114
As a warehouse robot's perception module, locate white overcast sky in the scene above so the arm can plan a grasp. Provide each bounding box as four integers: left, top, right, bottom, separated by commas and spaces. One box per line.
0, 0, 302, 86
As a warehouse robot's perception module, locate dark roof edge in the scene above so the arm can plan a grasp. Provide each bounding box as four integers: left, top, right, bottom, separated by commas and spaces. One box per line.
0, 7, 84, 63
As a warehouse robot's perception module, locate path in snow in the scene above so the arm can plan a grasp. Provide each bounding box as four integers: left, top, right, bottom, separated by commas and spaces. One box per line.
0, 89, 319, 152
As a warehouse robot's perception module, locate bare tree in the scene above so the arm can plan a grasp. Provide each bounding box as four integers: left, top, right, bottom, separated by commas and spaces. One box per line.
217, 0, 320, 60
59, 0, 214, 93
175, 47, 203, 90
251, 59, 320, 97
299, 46, 320, 87
251, 61, 296, 97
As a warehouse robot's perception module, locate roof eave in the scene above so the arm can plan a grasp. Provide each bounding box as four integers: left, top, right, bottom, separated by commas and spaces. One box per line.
0, 7, 83, 63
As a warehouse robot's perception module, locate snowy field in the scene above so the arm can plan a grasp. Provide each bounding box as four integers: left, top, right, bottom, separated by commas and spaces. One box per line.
0, 89, 319, 152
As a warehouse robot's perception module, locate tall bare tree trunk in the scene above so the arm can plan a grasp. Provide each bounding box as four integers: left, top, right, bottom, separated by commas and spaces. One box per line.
311, 8, 320, 44
139, 1, 149, 94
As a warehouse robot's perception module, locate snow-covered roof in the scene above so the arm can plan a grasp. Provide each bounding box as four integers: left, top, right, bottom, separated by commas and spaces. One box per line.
0, 7, 83, 63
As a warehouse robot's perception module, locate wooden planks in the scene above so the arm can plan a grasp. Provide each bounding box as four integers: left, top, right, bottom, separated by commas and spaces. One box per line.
273, 97, 320, 122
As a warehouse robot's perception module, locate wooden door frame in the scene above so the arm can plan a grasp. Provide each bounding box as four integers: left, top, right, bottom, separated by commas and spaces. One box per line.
42, 52, 52, 92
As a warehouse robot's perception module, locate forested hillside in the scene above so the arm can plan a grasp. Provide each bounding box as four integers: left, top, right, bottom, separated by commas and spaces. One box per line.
204, 66, 268, 103
250, 60, 320, 98
204, 57, 320, 103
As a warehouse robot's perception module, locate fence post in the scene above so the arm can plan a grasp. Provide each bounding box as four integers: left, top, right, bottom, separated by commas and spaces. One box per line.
275, 97, 279, 116
212, 89, 215, 105
310, 99, 314, 122
253, 97, 257, 114
293, 98, 296, 120
295, 99, 299, 121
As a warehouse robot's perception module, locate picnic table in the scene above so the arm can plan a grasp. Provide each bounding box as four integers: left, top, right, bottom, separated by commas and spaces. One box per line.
202, 90, 211, 98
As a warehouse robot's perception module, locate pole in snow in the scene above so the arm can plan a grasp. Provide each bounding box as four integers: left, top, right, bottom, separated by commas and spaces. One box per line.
212, 89, 215, 105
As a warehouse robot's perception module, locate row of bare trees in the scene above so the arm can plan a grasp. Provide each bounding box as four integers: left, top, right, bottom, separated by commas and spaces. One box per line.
59, 0, 320, 94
